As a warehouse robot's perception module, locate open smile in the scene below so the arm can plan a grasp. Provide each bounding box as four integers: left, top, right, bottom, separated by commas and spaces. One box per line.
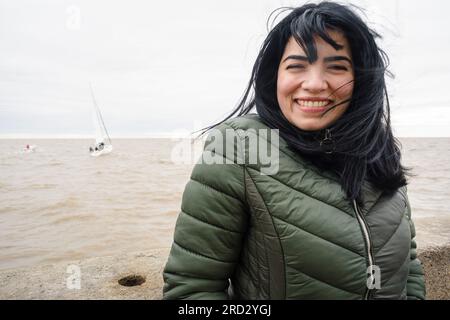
294, 99, 333, 113
295, 98, 333, 107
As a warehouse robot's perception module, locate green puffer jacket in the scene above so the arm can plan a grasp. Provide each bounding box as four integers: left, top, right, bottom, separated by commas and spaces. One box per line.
163, 114, 426, 300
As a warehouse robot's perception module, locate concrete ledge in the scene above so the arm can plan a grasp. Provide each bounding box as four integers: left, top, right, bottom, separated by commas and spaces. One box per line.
417, 245, 450, 300
0, 246, 448, 300
0, 248, 170, 300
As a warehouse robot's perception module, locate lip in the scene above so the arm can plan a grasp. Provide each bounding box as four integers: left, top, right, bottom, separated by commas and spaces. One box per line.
297, 105, 328, 113
295, 97, 333, 102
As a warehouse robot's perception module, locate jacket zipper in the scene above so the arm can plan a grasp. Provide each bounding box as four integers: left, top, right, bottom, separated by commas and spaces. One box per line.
353, 200, 375, 300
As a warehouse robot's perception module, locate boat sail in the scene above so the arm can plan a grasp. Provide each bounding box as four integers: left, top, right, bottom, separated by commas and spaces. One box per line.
89, 82, 113, 157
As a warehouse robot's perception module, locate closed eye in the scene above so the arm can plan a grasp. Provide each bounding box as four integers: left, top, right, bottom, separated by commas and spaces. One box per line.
286, 64, 306, 70
328, 65, 348, 71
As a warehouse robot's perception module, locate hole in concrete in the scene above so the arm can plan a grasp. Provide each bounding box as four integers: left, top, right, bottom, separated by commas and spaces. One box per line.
118, 274, 146, 287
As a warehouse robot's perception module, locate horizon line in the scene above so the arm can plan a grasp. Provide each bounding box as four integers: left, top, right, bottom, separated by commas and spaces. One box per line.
1, 134, 450, 139
0, 133, 202, 139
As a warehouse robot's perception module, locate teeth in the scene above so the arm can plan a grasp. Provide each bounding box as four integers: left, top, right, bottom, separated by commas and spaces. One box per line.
298, 100, 330, 107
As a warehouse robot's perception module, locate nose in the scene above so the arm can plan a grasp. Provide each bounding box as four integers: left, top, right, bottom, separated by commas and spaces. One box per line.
301, 69, 328, 93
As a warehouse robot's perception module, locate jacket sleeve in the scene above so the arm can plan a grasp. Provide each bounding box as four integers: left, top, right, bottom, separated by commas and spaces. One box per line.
405, 195, 426, 300
162, 123, 248, 300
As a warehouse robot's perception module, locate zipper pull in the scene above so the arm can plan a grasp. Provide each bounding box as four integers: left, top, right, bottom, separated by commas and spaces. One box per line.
320, 129, 335, 154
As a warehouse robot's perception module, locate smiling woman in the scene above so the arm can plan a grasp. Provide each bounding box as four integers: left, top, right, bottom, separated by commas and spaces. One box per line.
277, 31, 354, 131
162, 1, 426, 300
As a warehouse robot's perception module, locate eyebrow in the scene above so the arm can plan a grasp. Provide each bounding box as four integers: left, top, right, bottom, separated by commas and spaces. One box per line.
324, 56, 353, 65
282, 55, 352, 65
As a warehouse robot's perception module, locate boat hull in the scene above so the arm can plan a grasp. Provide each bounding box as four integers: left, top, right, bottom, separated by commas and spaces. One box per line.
90, 145, 113, 157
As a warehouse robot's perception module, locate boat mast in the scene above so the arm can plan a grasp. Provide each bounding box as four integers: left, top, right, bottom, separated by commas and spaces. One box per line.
89, 82, 112, 145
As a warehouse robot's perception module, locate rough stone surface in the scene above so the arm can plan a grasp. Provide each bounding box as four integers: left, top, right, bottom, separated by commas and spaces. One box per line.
0, 248, 170, 300
0, 246, 448, 300
418, 245, 450, 300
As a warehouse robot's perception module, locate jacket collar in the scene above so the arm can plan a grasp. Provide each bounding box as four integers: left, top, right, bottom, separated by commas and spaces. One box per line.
243, 113, 384, 215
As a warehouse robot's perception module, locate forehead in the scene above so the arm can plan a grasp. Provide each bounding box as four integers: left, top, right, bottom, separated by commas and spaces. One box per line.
283, 30, 351, 57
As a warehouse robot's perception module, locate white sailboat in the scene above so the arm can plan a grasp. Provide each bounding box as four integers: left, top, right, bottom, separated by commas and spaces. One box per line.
89, 83, 113, 157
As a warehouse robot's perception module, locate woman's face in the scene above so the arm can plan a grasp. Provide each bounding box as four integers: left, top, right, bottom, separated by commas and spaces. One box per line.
277, 30, 354, 131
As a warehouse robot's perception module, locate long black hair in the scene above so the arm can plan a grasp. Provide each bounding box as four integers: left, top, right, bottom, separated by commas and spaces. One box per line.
198, 1, 410, 205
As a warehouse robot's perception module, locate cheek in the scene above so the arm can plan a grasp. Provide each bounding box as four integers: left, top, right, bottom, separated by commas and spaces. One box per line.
333, 77, 354, 98
277, 73, 298, 101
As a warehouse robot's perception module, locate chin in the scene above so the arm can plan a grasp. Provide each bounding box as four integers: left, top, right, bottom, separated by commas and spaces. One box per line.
291, 118, 327, 131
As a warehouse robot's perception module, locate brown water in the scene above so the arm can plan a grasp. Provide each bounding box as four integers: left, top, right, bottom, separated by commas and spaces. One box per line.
0, 138, 449, 271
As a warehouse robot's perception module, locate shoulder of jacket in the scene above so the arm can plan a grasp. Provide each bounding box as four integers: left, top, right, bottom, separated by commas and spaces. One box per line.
396, 185, 409, 203
219, 114, 270, 132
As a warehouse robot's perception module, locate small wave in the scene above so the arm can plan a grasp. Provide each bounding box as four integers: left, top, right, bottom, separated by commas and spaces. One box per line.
0, 206, 19, 214
158, 159, 173, 164
50, 214, 95, 225
28, 183, 58, 190
162, 210, 178, 217
48, 162, 64, 167
40, 196, 81, 212
35, 161, 64, 169
150, 194, 180, 202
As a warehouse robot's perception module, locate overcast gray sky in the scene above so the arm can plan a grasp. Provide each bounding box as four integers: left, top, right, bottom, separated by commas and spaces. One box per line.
1, 0, 450, 137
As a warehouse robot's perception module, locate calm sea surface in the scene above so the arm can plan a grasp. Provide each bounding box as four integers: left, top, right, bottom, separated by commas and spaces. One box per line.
0, 138, 449, 270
